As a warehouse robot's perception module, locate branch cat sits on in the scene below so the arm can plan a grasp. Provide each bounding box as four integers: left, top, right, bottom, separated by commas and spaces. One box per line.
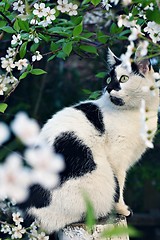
22, 49, 159, 234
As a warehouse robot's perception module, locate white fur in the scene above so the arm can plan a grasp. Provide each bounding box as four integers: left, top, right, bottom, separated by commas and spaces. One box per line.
29, 62, 159, 232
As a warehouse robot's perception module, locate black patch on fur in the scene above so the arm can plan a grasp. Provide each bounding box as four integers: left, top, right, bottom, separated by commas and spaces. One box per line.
106, 68, 121, 93
110, 95, 125, 106
74, 103, 105, 135
114, 176, 120, 203
54, 131, 96, 183
18, 184, 51, 209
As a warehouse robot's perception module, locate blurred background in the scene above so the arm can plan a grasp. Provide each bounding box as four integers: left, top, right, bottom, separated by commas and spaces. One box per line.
0, 2, 160, 239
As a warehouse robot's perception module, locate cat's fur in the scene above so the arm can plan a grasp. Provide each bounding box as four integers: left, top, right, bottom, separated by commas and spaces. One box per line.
25, 50, 159, 234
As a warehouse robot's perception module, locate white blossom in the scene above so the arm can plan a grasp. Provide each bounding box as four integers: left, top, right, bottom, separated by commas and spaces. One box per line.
110, 0, 119, 5
32, 51, 43, 62
45, 7, 56, 21
11, 112, 40, 146
117, 14, 136, 28
144, 3, 154, 11
1, 57, 15, 72
137, 41, 149, 57
11, 34, 22, 46
128, 25, 142, 41
57, 0, 70, 13
6, 47, 16, 58
34, 37, 39, 43
13, 1, 25, 14
122, 0, 132, 5
6, 76, 18, 84
144, 21, 160, 44
38, 19, 51, 27
36, 232, 49, 240
68, 3, 78, 16
33, 3, 47, 18
25, 145, 64, 189
102, 0, 112, 11
1, 224, 12, 234
30, 18, 38, 25
0, 80, 8, 95
11, 224, 26, 239
12, 212, 24, 225
15, 59, 28, 70
0, 153, 31, 202
153, 71, 160, 80
0, 122, 10, 145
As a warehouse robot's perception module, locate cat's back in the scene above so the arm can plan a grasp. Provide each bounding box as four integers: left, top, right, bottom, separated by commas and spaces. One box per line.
39, 101, 105, 146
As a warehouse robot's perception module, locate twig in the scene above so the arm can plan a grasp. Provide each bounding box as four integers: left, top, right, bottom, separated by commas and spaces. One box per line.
0, 11, 12, 26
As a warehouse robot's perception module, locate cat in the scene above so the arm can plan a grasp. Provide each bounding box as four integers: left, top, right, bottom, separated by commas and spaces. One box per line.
23, 49, 159, 234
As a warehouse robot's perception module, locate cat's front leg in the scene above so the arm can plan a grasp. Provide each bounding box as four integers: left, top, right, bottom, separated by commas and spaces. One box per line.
115, 170, 132, 217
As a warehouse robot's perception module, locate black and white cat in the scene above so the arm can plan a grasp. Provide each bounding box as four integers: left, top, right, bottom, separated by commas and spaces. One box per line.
25, 49, 159, 234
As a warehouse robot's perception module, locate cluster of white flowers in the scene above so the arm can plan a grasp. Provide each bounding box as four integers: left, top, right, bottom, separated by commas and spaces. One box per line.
13, 0, 25, 14
144, 21, 160, 44
1, 210, 49, 239
118, 13, 143, 41
33, 3, 56, 27
57, 0, 78, 16
0, 35, 43, 97
0, 112, 64, 203
0, 52, 28, 93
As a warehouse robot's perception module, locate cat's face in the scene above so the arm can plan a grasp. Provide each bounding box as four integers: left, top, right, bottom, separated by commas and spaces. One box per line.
105, 49, 159, 109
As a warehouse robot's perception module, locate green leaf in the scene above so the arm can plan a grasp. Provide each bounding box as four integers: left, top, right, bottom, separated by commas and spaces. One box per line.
30, 69, 47, 75
96, 72, 106, 78
0, 21, 6, 28
19, 41, 27, 58
102, 225, 141, 238
47, 55, 56, 62
56, 51, 66, 60
71, 16, 83, 25
80, 45, 97, 54
13, 19, 20, 32
97, 31, 109, 44
82, 0, 91, 4
146, 9, 160, 24
19, 72, 28, 80
0, 103, 8, 113
62, 42, 73, 56
73, 22, 83, 37
38, 33, 50, 42
18, 19, 29, 32
91, 0, 101, 6
1, 26, 16, 33
110, 23, 123, 34
83, 193, 95, 233
50, 42, 60, 52
30, 43, 39, 53
89, 91, 101, 100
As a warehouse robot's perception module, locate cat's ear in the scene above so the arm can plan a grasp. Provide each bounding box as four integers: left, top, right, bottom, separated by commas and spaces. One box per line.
107, 48, 121, 67
136, 59, 151, 75
135, 48, 151, 75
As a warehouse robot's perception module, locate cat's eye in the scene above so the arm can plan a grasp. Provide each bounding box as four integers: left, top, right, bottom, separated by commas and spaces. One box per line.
119, 75, 129, 83
106, 77, 111, 84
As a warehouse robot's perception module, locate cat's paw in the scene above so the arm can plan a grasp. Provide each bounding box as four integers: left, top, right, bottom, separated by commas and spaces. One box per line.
115, 203, 133, 217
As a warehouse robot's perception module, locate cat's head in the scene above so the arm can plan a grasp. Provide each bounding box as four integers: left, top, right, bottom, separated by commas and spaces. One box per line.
104, 48, 159, 109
